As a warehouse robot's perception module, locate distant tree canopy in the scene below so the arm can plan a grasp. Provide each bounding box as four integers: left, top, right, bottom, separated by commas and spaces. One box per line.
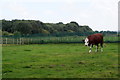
1, 19, 118, 36
2, 19, 93, 35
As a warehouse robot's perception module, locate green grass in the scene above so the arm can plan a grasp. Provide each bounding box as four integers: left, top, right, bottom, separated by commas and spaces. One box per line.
2, 43, 118, 78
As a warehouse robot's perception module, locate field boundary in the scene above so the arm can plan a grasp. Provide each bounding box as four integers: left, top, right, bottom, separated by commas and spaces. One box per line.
1, 37, 120, 44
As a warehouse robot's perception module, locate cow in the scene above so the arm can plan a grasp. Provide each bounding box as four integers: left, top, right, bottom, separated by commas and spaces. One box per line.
83, 33, 103, 53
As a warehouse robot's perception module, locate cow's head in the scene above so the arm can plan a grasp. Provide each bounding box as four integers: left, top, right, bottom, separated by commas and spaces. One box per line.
84, 38, 89, 46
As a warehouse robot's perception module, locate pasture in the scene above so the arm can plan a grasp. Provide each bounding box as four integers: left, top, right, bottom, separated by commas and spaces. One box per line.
2, 43, 118, 78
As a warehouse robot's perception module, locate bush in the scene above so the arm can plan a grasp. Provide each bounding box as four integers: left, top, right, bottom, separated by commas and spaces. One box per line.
41, 29, 50, 34
14, 31, 21, 37
2, 31, 9, 36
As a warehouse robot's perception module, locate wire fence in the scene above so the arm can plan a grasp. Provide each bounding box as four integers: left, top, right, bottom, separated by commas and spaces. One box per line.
2, 36, 119, 45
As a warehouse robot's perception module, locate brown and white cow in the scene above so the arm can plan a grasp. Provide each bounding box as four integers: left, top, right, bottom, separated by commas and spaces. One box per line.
83, 33, 103, 53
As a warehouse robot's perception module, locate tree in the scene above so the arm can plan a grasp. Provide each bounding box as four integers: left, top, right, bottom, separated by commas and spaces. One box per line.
30, 21, 41, 34
15, 21, 32, 35
2, 20, 12, 32
14, 31, 21, 37
2, 31, 9, 36
41, 29, 50, 34
1, 19, 94, 36
67, 30, 74, 33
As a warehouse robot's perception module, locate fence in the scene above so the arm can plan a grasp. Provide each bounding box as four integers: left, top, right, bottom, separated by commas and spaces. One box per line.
2, 36, 119, 45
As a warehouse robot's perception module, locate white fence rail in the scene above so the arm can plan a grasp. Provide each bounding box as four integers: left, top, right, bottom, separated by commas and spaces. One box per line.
1, 36, 119, 45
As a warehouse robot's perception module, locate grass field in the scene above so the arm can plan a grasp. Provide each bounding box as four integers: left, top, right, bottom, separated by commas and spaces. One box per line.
2, 43, 118, 78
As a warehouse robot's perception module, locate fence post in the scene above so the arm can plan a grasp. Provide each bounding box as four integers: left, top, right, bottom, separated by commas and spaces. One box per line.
0, 38, 2, 44
23, 38, 25, 44
22, 38, 24, 44
13, 38, 14, 44
17, 38, 18, 45
20, 38, 21, 45
28, 38, 29, 44
6, 38, 7, 44
31, 38, 32, 44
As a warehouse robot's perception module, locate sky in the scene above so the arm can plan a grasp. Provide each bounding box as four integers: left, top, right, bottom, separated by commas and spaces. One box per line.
0, 0, 119, 31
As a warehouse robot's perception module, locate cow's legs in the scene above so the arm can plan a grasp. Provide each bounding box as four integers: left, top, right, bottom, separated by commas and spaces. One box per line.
89, 45, 93, 53
100, 43, 103, 52
95, 44, 99, 52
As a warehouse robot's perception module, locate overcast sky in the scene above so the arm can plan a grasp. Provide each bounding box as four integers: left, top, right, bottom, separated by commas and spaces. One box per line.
0, 0, 119, 31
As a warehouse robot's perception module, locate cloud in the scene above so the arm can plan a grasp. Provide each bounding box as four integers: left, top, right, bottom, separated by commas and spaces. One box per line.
0, 0, 119, 31
57, 0, 118, 31
9, 2, 28, 16
0, 0, 38, 20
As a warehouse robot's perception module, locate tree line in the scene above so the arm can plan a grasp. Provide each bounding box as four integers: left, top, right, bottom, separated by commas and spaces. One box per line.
1, 19, 118, 37
2, 19, 93, 36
